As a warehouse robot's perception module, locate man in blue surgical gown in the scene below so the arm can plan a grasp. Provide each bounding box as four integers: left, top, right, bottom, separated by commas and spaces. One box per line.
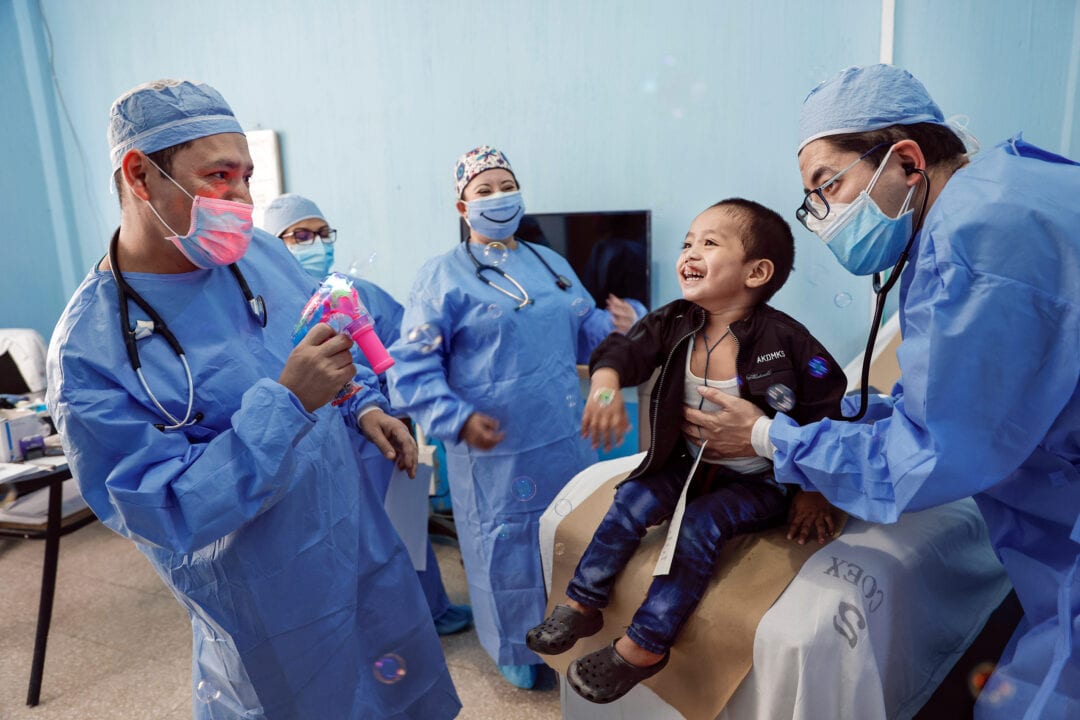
691, 64, 1080, 719
46, 79, 459, 719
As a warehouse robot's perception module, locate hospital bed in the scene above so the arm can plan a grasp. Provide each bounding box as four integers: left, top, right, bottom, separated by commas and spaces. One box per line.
539, 453, 1012, 720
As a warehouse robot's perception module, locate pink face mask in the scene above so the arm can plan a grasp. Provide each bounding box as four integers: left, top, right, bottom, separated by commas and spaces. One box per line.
143, 160, 254, 268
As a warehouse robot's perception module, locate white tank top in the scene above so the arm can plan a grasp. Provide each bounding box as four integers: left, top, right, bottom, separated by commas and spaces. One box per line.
683, 336, 772, 473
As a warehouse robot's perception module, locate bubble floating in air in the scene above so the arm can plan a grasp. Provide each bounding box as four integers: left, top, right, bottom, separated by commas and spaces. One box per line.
513, 476, 537, 501
373, 654, 407, 684
406, 323, 442, 354
483, 242, 509, 267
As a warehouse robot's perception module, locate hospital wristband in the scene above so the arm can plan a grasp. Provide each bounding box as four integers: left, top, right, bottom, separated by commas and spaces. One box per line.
751, 416, 776, 460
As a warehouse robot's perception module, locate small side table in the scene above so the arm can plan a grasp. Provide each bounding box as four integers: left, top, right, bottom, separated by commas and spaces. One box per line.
0, 464, 97, 706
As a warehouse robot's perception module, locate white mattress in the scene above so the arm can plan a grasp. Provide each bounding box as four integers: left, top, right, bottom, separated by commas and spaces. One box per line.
540, 453, 1011, 720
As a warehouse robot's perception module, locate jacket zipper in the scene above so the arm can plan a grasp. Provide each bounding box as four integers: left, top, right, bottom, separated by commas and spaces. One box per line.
629, 311, 705, 480
730, 324, 743, 396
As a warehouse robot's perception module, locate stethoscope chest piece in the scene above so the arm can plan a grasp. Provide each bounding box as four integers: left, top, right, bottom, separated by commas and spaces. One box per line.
248, 295, 268, 328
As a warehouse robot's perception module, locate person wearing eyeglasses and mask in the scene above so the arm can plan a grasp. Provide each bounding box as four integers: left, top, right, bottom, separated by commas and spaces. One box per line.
263, 193, 403, 392
387, 146, 642, 689
263, 192, 474, 637
685, 64, 1080, 720
45, 80, 460, 719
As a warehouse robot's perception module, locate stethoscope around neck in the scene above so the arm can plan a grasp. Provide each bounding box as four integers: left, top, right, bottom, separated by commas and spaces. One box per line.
462, 236, 573, 310
108, 232, 267, 431
843, 169, 930, 422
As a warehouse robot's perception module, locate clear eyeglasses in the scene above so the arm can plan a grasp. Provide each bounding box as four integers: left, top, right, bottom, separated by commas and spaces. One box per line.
282, 227, 337, 245
795, 142, 886, 230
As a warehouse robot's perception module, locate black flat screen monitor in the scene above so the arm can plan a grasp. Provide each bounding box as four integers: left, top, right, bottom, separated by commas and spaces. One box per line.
459, 210, 651, 309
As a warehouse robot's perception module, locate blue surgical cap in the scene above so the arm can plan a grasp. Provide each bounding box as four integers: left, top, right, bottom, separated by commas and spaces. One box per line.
797, 65, 946, 152
108, 79, 244, 172
262, 194, 327, 238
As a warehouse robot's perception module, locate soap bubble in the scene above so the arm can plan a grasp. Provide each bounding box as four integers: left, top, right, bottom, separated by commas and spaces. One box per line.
406, 323, 442, 354
766, 384, 796, 412
834, 291, 853, 308
555, 542, 566, 556
195, 680, 221, 703
348, 252, 378, 279
554, 499, 573, 517
512, 476, 537, 501
571, 297, 590, 316
566, 393, 578, 408
639, 53, 706, 121
487, 303, 503, 319
483, 242, 509, 267
373, 654, 407, 684
807, 356, 830, 378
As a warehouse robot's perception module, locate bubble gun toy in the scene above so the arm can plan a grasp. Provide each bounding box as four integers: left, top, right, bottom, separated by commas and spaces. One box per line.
292, 273, 395, 406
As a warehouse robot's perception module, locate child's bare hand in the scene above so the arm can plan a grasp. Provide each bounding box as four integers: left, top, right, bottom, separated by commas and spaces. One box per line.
786, 491, 839, 545
581, 386, 630, 452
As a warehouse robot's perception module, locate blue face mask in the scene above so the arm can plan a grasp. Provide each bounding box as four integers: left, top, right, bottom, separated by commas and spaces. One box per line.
462, 191, 525, 240
813, 149, 917, 276
289, 242, 334, 279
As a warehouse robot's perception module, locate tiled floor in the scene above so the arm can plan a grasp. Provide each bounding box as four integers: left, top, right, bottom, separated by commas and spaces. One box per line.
0, 521, 560, 720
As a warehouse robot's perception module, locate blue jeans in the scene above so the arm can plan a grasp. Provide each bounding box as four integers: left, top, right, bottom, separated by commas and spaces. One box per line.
566, 458, 789, 655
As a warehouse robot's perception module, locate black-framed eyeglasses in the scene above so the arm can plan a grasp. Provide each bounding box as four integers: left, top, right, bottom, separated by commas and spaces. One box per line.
795, 142, 887, 229
282, 227, 337, 245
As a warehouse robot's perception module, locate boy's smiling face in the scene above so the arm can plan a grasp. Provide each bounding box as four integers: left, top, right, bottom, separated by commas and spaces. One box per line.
677, 206, 764, 308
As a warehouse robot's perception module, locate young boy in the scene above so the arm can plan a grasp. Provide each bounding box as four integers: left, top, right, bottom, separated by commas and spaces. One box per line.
525, 198, 847, 704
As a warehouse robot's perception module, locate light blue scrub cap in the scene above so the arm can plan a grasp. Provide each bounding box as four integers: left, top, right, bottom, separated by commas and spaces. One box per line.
797, 64, 946, 152
262, 194, 327, 238
108, 79, 244, 172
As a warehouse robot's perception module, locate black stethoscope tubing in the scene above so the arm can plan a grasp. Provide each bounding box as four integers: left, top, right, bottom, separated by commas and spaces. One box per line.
842, 169, 930, 422
108, 232, 266, 430
462, 237, 572, 309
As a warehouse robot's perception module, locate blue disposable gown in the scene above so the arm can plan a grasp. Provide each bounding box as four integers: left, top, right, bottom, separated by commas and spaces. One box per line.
47, 230, 460, 719
387, 240, 608, 665
770, 136, 1080, 719
354, 277, 406, 351
353, 276, 405, 401
350, 277, 453, 620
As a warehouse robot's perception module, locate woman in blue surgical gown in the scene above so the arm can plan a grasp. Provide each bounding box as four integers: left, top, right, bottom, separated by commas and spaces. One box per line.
388, 146, 639, 689
692, 65, 1080, 719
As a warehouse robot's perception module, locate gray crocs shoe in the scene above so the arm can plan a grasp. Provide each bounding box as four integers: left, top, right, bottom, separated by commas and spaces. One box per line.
525, 604, 604, 655
567, 639, 669, 704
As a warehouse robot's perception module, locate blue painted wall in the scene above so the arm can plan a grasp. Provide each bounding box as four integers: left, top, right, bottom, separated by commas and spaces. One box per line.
1, 0, 71, 343
5, 0, 1079, 369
